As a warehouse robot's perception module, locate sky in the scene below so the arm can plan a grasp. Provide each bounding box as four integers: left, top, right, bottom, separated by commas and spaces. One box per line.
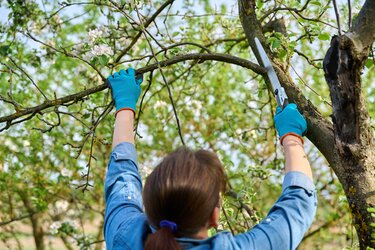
0, 0, 364, 29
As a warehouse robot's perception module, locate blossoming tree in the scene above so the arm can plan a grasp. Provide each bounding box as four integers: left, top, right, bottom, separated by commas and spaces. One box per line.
0, 0, 374, 249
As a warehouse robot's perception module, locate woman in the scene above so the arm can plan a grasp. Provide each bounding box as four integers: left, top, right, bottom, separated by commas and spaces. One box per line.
104, 68, 316, 250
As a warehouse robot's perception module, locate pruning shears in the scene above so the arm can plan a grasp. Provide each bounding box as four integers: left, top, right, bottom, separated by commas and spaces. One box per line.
254, 37, 289, 109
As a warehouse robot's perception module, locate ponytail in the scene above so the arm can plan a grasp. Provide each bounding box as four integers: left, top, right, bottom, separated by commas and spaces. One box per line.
143, 147, 227, 249
144, 228, 182, 250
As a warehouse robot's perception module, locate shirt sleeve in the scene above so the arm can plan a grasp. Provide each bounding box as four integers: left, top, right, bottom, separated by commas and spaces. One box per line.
104, 142, 144, 249
234, 171, 317, 250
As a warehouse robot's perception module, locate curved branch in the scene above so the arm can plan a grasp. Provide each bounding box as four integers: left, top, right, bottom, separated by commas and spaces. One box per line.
0, 53, 265, 130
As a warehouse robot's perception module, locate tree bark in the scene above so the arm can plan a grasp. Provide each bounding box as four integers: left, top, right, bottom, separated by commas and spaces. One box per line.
323, 0, 375, 247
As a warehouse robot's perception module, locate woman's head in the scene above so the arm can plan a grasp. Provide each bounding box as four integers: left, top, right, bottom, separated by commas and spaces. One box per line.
143, 147, 226, 249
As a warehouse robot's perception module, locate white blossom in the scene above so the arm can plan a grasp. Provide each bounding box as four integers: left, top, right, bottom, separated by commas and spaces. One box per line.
46, 40, 56, 48
236, 128, 242, 135
64, 219, 79, 229
4, 139, 17, 151
118, 37, 128, 47
55, 200, 69, 213
23, 140, 30, 147
88, 26, 109, 44
154, 100, 167, 109
50, 221, 62, 235
74, 42, 84, 53
67, 209, 76, 217
250, 83, 258, 92
91, 44, 113, 56
191, 100, 203, 111
61, 168, 73, 178
140, 165, 153, 176
250, 130, 257, 137
29, 22, 42, 35
52, 14, 62, 25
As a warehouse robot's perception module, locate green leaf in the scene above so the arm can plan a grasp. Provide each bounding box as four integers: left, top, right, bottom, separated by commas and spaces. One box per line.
365, 59, 374, 68
257, 0, 263, 9
98, 55, 109, 66
311, 1, 322, 7
318, 33, 331, 41
0, 45, 10, 56
279, 50, 287, 60
270, 38, 281, 49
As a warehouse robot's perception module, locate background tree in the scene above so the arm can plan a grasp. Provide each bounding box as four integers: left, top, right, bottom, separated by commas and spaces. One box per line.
0, 0, 374, 249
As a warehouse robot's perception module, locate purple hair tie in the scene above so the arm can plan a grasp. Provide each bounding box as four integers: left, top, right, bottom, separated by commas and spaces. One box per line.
159, 220, 178, 232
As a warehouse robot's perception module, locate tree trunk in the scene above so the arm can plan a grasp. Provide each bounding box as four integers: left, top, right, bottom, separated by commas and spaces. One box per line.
18, 192, 45, 250
322, 0, 375, 247
323, 33, 375, 248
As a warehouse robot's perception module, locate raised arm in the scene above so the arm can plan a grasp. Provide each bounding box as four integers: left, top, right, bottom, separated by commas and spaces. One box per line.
110, 68, 142, 148
104, 68, 144, 250
234, 103, 316, 250
275, 103, 312, 180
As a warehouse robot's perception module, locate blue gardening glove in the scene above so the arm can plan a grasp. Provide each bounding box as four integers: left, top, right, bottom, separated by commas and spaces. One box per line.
274, 103, 307, 144
107, 68, 143, 116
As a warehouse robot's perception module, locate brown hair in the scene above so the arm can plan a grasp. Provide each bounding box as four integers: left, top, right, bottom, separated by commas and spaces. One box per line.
143, 147, 226, 250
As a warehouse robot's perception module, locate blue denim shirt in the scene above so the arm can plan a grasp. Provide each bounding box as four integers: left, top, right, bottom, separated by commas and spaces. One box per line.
104, 142, 317, 250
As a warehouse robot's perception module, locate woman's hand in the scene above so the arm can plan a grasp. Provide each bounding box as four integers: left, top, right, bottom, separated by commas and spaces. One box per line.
108, 68, 142, 148
274, 103, 307, 145
107, 68, 143, 117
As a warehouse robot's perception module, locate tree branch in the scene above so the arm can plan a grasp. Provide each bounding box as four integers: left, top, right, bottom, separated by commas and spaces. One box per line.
346, 0, 375, 53
0, 53, 265, 131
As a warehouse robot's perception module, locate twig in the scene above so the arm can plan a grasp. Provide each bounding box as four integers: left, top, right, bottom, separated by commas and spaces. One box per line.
332, 0, 342, 35
293, 49, 322, 69
348, 0, 352, 29
0, 213, 36, 226
32, 107, 61, 133
78, 132, 95, 192
58, 110, 91, 129
135, 5, 185, 145
112, 0, 175, 63
283, 1, 336, 29
8, 57, 48, 100
42, 1, 97, 30
302, 212, 345, 241
0, 112, 39, 132
225, 190, 257, 221
76, 102, 113, 192
137, 61, 200, 121
260, 0, 312, 22
221, 205, 235, 235
290, 64, 332, 107
0, 94, 22, 111
24, 31, 105, 80
135, 70, 154, 138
